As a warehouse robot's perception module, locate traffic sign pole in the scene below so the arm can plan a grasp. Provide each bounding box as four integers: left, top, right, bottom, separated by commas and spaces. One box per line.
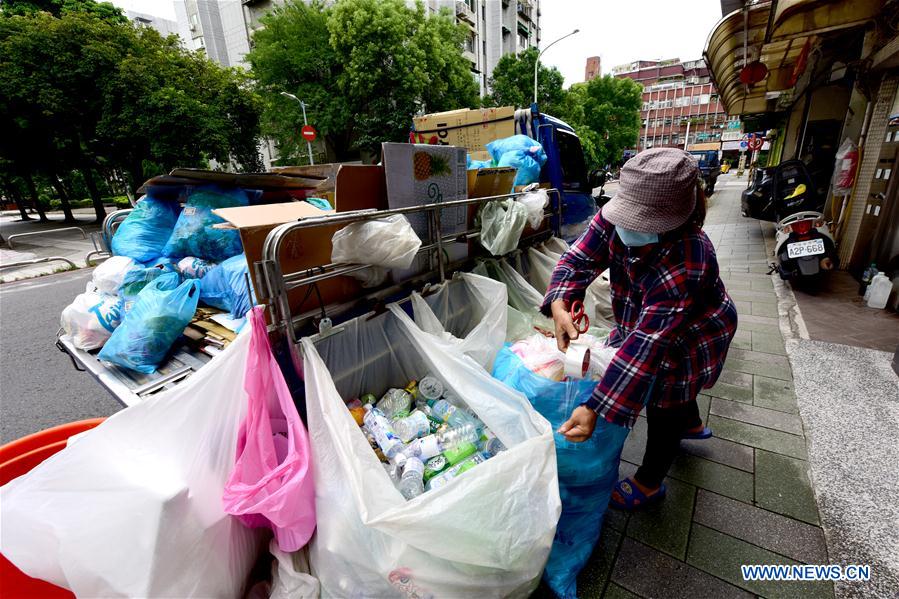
300, 101, 313, 165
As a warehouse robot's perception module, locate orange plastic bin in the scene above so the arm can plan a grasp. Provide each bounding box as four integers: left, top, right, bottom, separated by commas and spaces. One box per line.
0, 418, 105, 599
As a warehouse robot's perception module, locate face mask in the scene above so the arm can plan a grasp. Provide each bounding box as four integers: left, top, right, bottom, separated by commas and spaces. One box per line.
615, 226, 659, 247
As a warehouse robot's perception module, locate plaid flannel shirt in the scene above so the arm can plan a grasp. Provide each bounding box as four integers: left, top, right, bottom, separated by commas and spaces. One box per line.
540, 209, 737, 428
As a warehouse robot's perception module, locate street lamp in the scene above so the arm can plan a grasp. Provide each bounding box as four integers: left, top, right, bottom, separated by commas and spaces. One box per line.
280, 91, 314, 165
533, 29, 579, 105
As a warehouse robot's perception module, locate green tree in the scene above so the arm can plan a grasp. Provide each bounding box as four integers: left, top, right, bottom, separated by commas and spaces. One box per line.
248, 0, 478, 162
570, 75, 642, 167
484, 47, 566, 115
98, 26, 263, 192
1, 0, 125, 22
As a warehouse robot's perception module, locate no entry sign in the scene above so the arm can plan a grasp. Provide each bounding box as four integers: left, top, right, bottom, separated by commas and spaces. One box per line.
747, 134, 764, 152
301, 125, 317, 142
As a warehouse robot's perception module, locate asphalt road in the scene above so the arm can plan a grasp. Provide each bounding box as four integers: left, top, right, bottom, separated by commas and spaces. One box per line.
0, 267, 122, 442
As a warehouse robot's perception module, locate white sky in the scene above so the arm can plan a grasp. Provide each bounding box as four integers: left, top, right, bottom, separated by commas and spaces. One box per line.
109, 0, 177, 20
539, 0, 724, 87
108, 0, 726, 87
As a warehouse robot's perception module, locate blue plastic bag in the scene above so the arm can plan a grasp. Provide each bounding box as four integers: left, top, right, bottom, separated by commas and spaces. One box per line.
110, 195, 181, 263
486, 135, 547, 186
162, 186, 249, 261
492, 346, 628, 599
99, 274, 200, 374
199, 254, 255, 319
466, 155, 494, 170
119, 264, 180, 306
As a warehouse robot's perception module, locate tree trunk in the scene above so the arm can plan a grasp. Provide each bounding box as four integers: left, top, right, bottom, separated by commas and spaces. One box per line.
129, 158, 144, 199
23, 173, 48, 221
80, 165, 106, 223
49, 175, 76, 222
3, 180, 33, 220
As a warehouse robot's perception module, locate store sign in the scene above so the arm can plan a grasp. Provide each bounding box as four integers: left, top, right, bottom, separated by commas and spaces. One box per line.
721, 131, 744, 142
722, 141, 743, 151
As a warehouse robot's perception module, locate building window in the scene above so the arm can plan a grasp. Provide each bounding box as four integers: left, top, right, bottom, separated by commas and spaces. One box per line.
691, 95, 701, 105
661, 135, 669, 144
642, 101, 651, 111
700, 94, 710, 104
518, 32, 528, 48
674, 96, 689, 107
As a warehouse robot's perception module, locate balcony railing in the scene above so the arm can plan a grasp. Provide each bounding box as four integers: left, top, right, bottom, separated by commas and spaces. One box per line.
517, 1, 532, 20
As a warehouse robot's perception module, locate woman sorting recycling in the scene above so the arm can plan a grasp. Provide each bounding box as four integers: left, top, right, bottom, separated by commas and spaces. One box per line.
540, 147, 737, 510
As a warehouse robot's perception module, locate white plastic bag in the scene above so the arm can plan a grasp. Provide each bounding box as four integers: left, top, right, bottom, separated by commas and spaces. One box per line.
331, 214, 422, 269
91, 255, 137, 295
60, 291, 123, 350
516, 189, 549, 229
472, 258, 553, 340
270, 541, 320, 599
302, 308, 560, 597
480, 199, 528, 256
526, 248, 615, 330
0, 329, 262, 598
409, 272, 508, 370
526, 246, 557, 295
543, 237, 569, 255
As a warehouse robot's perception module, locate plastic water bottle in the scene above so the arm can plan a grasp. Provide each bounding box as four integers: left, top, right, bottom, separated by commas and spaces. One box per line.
392, 410, 430, 442
397, 455, 425, 500
400, 423, 479, 460
867, 272, 892, 309
479, 431, 507, 457
425, 451, 490, 492
362, 405, 403, 459
430, 399, 480, 431
377, 388, 412, 419
418, 376, 444, 401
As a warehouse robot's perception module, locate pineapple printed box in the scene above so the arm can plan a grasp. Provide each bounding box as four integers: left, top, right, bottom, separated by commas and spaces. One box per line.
383, 142, 468, 280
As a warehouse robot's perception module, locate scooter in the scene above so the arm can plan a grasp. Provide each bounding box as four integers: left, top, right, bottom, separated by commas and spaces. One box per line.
589, 169, 612, 210
772, 210, 838, 280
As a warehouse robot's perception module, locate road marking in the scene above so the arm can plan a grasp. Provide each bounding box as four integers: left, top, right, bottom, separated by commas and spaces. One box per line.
0, 269, 92, 295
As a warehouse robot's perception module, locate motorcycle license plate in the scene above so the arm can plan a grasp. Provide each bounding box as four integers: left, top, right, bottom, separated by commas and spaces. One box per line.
787, 238, 825, 258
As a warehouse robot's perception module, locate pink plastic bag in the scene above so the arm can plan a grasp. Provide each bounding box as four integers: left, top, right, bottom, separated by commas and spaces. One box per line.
223, 306, 316, 551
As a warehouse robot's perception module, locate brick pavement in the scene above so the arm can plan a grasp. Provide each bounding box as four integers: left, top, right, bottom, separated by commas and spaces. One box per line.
575, 174, 834, 598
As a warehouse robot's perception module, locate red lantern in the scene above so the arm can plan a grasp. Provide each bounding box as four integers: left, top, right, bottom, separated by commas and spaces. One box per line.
739, 61, 769, 85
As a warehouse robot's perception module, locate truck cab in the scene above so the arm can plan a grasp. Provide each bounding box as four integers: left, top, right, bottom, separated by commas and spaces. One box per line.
515, 105, 597, 239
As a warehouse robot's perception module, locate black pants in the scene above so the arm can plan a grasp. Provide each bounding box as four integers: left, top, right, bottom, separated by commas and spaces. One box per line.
634, 400, 702, 489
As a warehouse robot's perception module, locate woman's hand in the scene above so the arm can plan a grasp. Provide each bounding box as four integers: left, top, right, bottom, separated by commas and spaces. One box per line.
550, 299, 580, 352
558, 405, 598, 442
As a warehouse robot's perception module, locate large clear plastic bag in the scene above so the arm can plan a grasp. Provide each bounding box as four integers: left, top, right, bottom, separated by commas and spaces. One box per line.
832, 138, 859, 196
407, 272, 508, 370
60, 291, 124, 350
479, 199, 529, 256
0, 329, 263, 598
302, 307, 560, 597
331, 214, 422, 269
92, 255, 137, 295
472, 258, 553, 339
162, 186, 249, 262
98, 274, 200, 373
110, 195, 181, 263
492, 344, 627, 599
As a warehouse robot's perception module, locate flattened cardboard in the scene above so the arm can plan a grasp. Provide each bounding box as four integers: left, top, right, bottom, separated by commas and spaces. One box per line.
413, 107, 515, 154
467, 167, 516, 199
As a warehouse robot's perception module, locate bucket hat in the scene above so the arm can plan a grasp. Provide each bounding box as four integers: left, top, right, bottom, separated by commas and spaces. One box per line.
602, 147, 699, 233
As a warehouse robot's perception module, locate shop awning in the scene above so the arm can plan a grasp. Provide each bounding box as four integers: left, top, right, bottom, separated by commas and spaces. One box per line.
704, 0, 885, 116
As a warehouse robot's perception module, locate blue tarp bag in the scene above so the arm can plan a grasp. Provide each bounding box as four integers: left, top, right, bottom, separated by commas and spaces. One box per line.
110, 195, 181, 263
162, 186, 249, 262
99, 273, 200, 374
199, 254, 255, 319
486, 135, 547, 187
492, 345, 628, 599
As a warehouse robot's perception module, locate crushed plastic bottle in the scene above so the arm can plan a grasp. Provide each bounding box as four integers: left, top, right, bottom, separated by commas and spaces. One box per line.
430, 399, 481, 431
400, 423, 479, 461
397, 455, 425, 500
360, 393, 377, 406
479, 431, 507, 457
423, 454, 450, 481
362, 405, 403, 459
425, 452, 491, 491
392, 410, 430, 442
377, 388, 413, 419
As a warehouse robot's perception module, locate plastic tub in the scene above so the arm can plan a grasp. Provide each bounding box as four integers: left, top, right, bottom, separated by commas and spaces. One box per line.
0, 418, 105, 599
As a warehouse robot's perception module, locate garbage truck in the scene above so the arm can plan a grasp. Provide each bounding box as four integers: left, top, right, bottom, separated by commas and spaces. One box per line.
412, 104, 599, 240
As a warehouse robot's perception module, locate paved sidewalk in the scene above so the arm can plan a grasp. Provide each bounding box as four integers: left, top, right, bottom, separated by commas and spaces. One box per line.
0, 209, 105, 283
577, 174, 835, 598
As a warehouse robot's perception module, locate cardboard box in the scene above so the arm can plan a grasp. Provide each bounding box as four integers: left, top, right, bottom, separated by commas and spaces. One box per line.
212, 164, 388, 319
383, 143, 468, 279
467, 167, 516, 199
412, 107, 515, 154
